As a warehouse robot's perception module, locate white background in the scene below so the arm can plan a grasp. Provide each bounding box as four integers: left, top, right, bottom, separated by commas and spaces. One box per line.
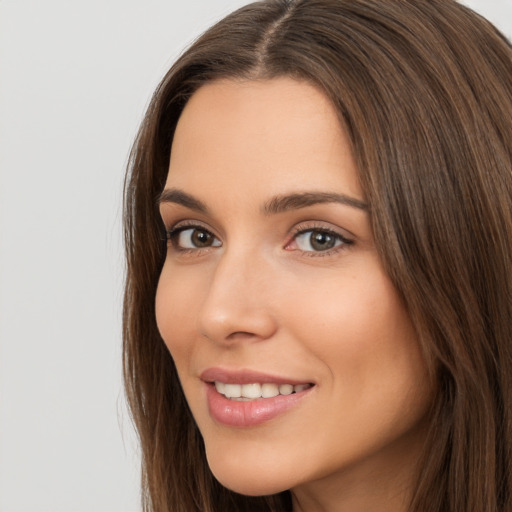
0, 1, 510, 511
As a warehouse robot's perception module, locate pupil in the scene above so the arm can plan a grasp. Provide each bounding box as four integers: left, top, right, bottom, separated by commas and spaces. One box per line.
192, 230, 211, 247
311, 231, 334, 251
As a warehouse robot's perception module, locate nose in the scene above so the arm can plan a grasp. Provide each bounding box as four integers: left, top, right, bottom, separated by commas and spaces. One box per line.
197, 248, 278, 345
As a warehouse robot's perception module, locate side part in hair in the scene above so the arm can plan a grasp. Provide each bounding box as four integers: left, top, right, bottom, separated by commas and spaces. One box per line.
123, 1, 512, 510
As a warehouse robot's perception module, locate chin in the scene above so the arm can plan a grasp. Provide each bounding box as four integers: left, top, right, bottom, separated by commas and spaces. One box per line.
205, 450, 294, 497
213, 475, 288, 497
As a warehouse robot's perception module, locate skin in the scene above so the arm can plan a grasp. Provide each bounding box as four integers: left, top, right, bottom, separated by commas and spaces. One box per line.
156, 77, 434, 512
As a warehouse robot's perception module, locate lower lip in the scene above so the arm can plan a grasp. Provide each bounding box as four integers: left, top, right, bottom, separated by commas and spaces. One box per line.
205, 383, 312, 427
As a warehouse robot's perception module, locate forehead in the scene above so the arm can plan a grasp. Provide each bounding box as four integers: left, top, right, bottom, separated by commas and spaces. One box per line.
166, 77, 362, 202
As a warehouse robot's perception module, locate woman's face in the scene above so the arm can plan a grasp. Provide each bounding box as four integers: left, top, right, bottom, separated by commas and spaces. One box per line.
156, 78, 433, 507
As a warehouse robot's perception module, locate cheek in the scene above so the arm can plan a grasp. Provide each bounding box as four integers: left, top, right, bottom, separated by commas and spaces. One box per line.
155, 266, 198, 362
282, 265, 425, 392
281, 269, 385, 348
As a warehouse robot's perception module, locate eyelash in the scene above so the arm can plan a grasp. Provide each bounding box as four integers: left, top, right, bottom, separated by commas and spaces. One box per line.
165, 221, 218, 255
288, 223, 354, 257
164, 221, 354, 257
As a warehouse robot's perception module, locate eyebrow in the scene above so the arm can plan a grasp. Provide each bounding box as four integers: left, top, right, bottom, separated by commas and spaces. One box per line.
262, 191, 368, 214
158, 188, 209, 213
158, 188, 368, 214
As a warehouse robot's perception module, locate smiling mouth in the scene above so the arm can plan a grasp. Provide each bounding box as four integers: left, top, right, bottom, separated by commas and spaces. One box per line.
213, 381, 313, 401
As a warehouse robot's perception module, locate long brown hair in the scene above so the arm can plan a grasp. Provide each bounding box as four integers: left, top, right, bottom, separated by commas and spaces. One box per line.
123, 1, 512, 510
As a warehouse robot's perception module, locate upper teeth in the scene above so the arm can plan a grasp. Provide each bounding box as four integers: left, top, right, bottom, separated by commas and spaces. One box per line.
214, 381, 311, 400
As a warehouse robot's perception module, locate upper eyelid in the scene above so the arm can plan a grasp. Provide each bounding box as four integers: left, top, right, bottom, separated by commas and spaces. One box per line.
163, 219, 355, 245
289, 226, 353, 247
165, 219, 217, 234
166, 224, 222, 253
166, 223, 221, 242
289, 221, 355, 240
159, 204, 214, 228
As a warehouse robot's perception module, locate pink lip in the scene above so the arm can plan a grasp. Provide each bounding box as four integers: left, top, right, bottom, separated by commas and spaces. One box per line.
201, 367, 314, 428
200, 367, 311, 386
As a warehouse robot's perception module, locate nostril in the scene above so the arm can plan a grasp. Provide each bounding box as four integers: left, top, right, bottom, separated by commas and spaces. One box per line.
198, 306, 278, 345
227, 331, 260, 339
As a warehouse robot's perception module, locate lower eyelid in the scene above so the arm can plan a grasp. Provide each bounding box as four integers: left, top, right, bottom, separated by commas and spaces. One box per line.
293, 227, 352, 242
164, 222, 351, 255
285, 226, 354, 255
166, 226, 222, 252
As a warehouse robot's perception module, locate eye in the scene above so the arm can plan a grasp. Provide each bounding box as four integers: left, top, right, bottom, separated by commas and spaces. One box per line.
288, 227, 353, 253
167, 226, 221, 250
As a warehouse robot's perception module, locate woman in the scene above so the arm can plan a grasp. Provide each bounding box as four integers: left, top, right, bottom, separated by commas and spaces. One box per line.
123, 1, 512, 510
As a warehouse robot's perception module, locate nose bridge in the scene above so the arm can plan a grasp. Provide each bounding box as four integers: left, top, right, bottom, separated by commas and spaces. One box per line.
197, 243, 277, 344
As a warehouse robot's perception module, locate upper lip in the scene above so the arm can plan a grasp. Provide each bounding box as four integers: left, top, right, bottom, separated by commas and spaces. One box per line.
200, 367, 313, 386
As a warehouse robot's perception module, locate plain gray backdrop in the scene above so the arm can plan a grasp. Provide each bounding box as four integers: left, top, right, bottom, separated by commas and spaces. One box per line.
1, 1, 511, 511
